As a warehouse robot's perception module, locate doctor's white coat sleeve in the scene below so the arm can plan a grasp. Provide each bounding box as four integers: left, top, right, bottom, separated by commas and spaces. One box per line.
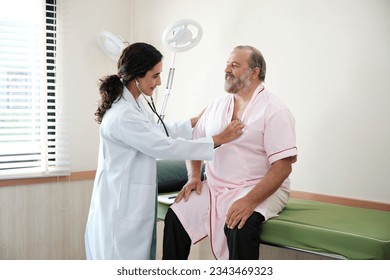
104, 108, 215, 161
164, 119, 193, 139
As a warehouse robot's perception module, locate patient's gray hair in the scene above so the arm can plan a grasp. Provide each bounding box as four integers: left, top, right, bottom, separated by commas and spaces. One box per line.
235, 45, 266, 81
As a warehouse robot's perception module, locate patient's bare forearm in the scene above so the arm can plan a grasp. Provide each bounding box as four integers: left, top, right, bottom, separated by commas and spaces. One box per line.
186, 160, 202, 179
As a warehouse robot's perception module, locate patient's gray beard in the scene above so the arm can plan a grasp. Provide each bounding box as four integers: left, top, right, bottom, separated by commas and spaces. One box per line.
224, 70, 251, 93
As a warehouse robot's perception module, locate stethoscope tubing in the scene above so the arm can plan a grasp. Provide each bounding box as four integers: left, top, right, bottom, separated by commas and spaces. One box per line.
144, 95, 170, 137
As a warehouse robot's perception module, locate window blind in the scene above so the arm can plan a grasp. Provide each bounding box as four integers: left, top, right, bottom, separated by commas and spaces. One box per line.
0, 0, 69, 179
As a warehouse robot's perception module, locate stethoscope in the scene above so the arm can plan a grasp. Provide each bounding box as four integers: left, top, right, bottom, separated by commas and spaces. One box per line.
135, 80, 170, 137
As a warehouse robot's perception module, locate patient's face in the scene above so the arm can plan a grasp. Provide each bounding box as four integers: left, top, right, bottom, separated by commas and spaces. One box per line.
224, 49, 252, 93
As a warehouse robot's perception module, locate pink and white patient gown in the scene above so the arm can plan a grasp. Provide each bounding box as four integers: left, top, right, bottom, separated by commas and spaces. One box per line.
171, 85, 298, 259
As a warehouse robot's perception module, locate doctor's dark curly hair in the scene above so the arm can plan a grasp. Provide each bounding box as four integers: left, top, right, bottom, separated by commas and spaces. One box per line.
94, 42, 163, 124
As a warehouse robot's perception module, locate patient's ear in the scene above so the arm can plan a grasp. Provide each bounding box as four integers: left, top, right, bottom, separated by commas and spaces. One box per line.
251, 67, 260, 79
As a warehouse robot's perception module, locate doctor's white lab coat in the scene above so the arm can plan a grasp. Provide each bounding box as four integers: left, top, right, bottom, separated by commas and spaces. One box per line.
85, 87, 214, 259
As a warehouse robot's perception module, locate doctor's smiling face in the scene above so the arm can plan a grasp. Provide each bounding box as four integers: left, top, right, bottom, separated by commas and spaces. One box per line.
135, 60, 163, 97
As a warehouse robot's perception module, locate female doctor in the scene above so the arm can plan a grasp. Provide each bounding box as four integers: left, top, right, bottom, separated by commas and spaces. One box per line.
85, 42, 243, 260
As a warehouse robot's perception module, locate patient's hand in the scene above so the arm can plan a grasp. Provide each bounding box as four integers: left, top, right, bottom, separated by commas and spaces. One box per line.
226, 196, 256, 229
174, 177, 203, 203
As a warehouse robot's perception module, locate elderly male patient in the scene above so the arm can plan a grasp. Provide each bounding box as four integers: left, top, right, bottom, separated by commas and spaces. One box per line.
162, 45, 298, 260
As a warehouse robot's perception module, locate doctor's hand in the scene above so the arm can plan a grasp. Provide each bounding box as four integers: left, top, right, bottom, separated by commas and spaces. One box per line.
225, 196, 256, 230
212, 120, 244, 147
174, 177, 203, 203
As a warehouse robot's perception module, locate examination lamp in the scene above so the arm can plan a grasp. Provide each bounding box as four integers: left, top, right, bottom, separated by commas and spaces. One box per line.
160, 19, 203, 121
96, 19, 203, 121
96, 31, 126, 60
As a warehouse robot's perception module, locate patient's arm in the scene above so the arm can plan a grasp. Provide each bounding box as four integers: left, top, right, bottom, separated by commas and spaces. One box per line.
174, 160, 203, 203
190, 108, 206, 128
226, 157, 294, 229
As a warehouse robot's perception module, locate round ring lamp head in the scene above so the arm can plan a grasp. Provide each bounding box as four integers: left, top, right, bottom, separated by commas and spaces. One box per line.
162, 19, 203, 53
96, 31, 126, 60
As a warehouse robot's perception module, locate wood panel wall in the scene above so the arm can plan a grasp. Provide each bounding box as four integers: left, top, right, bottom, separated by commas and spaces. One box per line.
0, 180, 93, 259
1, 173, 388, 259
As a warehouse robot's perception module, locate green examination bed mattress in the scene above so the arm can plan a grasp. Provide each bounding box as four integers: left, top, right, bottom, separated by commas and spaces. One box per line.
259, 198, 390, 260
157, 197, 390, 260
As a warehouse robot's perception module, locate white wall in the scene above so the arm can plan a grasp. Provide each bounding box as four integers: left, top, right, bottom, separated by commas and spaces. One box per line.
59, 0, 134, 171
64, 0, 390, 203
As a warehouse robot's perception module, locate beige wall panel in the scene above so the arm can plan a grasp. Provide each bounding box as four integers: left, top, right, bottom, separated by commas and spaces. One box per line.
0, 181, 93, 260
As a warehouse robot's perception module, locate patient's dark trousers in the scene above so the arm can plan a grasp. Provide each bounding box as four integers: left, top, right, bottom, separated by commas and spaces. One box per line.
162, 208, 265, 260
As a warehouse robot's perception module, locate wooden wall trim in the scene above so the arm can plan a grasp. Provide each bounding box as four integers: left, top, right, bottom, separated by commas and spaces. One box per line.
1, 172, 389, 211
291, 190, 390, 211
0, 171, 96, 187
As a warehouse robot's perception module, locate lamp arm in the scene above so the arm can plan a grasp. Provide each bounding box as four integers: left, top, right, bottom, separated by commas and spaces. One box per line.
159, 51, 177, 122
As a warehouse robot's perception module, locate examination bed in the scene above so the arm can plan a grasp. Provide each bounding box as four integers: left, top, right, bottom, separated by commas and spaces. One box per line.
156, 160, 390, 260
